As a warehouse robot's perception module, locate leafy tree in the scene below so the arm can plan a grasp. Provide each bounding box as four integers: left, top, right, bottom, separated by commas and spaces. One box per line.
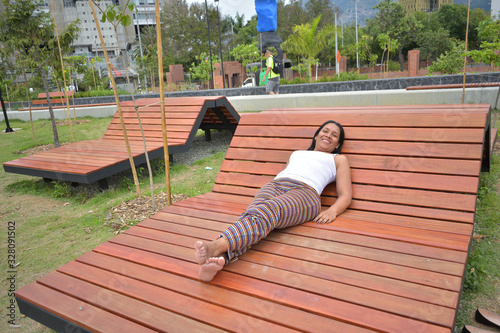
190, 52, 220, 87
0, 0, 79, 147
369, 0, 422, 70
468, 17, 500, 71
437, 4, 487, 50
283, 15, 334, 82
161, 0, 224, 68
236, 16, 259, 45
79, 56, 106, 91
417, 27, 454, 63
131, 25, 158, 90
230, 41, 261, 70
427, 41, 465, 75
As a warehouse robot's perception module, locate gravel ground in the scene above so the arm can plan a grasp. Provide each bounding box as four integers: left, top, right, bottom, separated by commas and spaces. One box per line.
172, 130, 233, 165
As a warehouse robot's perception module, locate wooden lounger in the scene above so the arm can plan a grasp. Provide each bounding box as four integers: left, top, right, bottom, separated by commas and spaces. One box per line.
3, 96, 239, 187
15, 104, 491, 332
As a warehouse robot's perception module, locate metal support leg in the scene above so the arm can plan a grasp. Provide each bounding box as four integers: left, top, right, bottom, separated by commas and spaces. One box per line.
205, 129, 212, 142
97, 178, 109, 191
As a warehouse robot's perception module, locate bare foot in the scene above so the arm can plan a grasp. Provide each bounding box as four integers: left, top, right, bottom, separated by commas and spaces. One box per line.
198, 257, 225, 282
194, 238, 227, 265
194, 241, 208, 264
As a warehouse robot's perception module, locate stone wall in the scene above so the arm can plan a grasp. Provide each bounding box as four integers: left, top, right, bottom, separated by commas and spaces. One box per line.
4, 72, 500, 111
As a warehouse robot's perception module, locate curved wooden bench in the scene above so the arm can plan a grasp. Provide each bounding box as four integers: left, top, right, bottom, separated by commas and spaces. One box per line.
15, 104, 491, 332
3, 96, 239, 187
31, 91, 76, 106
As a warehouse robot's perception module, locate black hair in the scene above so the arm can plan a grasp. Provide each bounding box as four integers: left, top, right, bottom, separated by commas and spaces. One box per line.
307, 120, 345, 154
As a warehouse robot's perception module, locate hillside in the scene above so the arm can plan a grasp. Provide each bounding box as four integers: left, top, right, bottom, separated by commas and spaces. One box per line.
334, 0, 491, 26
334, 0, 380, 26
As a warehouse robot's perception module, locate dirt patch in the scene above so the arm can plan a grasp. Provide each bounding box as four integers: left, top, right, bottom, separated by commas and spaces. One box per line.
17, 142, 71, 155
55, 119, 89, 126
15, 120, 89, 155
103, 191, 188, 233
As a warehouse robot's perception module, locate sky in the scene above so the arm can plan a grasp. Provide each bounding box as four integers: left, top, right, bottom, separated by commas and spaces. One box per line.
185, 0, 257, 22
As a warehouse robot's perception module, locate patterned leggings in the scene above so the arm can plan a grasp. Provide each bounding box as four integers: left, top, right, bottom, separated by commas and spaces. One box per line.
220, 178, 321, 263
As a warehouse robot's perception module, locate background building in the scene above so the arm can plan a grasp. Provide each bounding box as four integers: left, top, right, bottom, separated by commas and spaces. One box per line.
399, 0, 454, 14
1, 0, 159, 90
492, 0, 500, 18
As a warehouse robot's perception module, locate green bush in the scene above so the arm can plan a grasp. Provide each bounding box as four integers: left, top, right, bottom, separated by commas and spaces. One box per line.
281, 71, 367, 85
74, 89, 129, 98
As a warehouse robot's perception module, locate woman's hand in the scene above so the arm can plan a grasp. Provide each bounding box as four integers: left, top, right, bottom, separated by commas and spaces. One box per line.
313, 208, 338, 224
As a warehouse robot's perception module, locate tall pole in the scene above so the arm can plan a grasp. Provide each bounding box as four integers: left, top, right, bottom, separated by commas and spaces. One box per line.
215, 0, 225, 89
154, 0, 171, 204
0, 87, 14, 133
204, 0, 214, 89
135, 3, 148, 92
335, 12, 339, 76
462, 0, 471, 104
341, 17, 344, 47
354, 0, 359, 72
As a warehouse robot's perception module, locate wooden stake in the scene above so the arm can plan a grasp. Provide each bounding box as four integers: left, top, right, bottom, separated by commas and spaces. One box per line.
155, 0, 172, 205
50, 0, 74, 141
462, 0, 471, 104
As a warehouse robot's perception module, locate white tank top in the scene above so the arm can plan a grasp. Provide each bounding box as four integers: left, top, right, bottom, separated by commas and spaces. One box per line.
275, 150, 337, 195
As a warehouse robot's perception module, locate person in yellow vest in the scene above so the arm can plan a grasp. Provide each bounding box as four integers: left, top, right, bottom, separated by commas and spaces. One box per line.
263, 48, 280, 94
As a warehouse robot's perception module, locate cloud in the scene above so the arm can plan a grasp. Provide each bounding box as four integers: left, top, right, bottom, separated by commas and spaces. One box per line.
185, 0, 257, 22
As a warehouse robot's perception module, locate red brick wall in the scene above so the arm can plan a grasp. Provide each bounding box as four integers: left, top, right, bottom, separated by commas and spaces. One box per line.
166, 64, 184, 85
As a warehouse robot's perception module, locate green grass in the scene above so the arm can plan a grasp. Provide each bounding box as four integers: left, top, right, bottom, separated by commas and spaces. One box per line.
454, 151, 500, 331
0, 117, 226, 332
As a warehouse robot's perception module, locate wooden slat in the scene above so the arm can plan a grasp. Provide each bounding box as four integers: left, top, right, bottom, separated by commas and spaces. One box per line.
236, 125, 485, 143
37, 271, 225, 333
38, 91, 75, 98
16, 283, 158, 333
75, 251, 373, 333
93, 242, 450, 333
245, 109, 488, 127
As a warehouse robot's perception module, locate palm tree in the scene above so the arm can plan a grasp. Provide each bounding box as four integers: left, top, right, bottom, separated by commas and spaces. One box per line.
282, 15, 334, 82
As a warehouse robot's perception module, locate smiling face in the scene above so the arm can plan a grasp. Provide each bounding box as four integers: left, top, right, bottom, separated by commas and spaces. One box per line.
313, 122, 342, 153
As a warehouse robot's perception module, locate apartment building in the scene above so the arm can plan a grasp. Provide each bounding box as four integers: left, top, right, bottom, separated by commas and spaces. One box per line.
1, 0, 158, 80
399, 0, 454, 14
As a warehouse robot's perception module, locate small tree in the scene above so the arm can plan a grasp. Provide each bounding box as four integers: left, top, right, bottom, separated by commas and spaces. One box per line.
377, 33, 400, 72
190, 52, 220, 88
468, 17, 500, 71
283, 15, 334, 82
427, 41, 465, 75
230, 41, 260, 71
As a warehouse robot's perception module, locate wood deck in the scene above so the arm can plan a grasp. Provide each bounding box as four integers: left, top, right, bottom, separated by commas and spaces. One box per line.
15, 104, 492, 332
3, 96, 239, 185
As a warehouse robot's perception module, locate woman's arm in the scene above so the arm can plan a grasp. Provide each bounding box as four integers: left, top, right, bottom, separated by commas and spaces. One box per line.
313, 154, 352, 224
264, 65, 271, 80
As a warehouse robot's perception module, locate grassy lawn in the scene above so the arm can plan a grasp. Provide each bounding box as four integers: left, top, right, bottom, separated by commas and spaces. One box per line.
0, 117, 225, 332
0, 113, 498, 332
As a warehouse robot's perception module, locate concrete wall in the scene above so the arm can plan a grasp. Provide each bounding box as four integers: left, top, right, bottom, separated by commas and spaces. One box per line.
2, 87, 498, 122
4, 72, 499, 112
227, 87, 500, 112
1, 105, 118, 122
